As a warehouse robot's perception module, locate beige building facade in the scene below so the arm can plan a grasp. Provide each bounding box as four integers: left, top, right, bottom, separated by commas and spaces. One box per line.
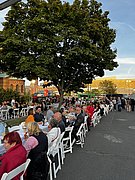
90, 76, 135, 94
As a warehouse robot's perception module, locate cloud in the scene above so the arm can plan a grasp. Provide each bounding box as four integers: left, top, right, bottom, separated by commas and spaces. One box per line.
115, 57, 135, 64
111, 21, 135, 33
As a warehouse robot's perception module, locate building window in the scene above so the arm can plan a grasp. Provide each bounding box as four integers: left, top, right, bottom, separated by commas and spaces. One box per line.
21, 85, 24, 93
16, 84, 19, 92
10, 84, 13, 90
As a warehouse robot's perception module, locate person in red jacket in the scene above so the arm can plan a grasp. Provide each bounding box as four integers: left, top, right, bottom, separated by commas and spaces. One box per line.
86, 102, 95, 128
0, 131, 27, 180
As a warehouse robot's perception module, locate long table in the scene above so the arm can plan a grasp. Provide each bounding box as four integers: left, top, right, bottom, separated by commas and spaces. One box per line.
0, 124, 49, 155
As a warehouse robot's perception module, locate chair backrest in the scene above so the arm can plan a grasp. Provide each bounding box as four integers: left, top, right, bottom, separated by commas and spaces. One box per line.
76, 123, 84, 136
8, 125, 20, 132
1, 159, 31, 180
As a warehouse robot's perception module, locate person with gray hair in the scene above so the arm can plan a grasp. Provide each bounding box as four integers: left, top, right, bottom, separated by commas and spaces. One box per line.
46, 105, 54, 122
47, 118, 61, 147
53, 112, 65, 133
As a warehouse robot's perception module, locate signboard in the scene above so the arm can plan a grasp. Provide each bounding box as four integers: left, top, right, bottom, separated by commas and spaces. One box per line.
44, 88, 48, 97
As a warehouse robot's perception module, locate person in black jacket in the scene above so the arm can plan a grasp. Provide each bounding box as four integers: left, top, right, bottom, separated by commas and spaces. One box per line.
71, 107, 84, 142
34, 106, 45, 124
24, 122, 49, 180
53, 112, 65, 133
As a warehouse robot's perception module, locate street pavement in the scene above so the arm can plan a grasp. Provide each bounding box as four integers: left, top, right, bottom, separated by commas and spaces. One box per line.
56, 110, 135, 180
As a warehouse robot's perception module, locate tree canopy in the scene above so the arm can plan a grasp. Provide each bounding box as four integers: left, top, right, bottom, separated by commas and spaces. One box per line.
0, 0, 118, 104
99, 80, 117, 94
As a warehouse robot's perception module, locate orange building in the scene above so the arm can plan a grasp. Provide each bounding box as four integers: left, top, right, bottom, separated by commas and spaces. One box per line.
0, 73, 25, 95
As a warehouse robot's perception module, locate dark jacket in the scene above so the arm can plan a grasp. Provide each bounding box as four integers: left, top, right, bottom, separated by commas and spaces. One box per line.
58, 120, 65, 133
74, 113, 84, 130
27, 132, 49, 180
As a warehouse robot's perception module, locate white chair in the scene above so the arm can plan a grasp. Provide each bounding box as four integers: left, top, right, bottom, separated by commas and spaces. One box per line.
1, 159, 31, 180
83, 116, 88, 137
91, 112, 98, 127
13, 108, 20, 119
0, 109, 9, 120
20, 108, 28, 117
8, 125, 20, 132
96, 109, 101, 124
62, 126, 74, 154
76, 123, 85, 148
48, 129, 61, 179
59, 131, 65, 165
47, 154, 53, 180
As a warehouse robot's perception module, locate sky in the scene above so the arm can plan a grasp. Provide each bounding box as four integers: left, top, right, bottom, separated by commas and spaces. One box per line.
0, 0, 135, 82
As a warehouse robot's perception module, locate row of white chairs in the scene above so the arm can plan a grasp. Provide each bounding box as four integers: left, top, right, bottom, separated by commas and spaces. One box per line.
0, 107, 29, 120
1, 108, 109, 180
47, 116, 90, 180
50, 106, 113, 179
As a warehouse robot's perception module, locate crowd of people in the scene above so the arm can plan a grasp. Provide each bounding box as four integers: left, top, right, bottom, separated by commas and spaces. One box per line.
0, 95, 135, 179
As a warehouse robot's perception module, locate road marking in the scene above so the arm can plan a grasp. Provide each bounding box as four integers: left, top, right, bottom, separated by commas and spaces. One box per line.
116, 119, 127, 121
104, 134, 123, 143
128, 126, 135, 129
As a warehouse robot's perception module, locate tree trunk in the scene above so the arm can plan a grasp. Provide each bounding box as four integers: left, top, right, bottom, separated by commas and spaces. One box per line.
57, 90, 64, 110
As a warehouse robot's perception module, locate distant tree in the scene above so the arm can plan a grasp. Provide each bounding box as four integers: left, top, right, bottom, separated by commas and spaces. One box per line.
91, 89, 100, 96
99, 80, 117, 94
20, 92, 31, 103
0, 0, 118, 107
0, 88, 20, 104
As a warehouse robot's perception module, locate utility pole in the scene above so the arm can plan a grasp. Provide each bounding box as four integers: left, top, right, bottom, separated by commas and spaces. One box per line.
0, 0, 20, 10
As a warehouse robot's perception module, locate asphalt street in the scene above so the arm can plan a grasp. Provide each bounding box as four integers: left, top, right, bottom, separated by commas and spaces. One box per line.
56, 110, 135, 180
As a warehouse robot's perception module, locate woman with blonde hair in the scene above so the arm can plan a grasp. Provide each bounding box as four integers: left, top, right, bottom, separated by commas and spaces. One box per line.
24, 122, 49, 180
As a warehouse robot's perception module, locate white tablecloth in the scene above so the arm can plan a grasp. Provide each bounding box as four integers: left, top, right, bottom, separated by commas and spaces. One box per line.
0, 130, 25, 155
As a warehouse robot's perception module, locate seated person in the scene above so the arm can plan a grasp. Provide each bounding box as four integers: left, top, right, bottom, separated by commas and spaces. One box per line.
71, 107, 84, 142
24, 122, 48, 180
47, 118, 61, 148
34, 106, 45, 124
25, 108, 35, 125
0, 132, 27, 180
53, 112, 65, 133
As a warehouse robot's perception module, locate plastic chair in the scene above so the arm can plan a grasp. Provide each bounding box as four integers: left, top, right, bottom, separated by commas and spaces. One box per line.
47, 154, 53, 180
8, 125, 20, 132
76, 123, 85, 148
1, 159, 31, 180
59, 131, 65, 165
62, 126, 74, 154
83, 116, 88, 137
48, 128, 61, 179
91, 112, 98, 127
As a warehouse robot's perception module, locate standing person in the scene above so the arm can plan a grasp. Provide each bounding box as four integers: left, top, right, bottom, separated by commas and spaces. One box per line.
0, 132, 27, 180
46, 105, 54, 122
24, 122, 49, 180
131, 98, 135, 111
117, 97, 122, 111
112, 97, 117, 111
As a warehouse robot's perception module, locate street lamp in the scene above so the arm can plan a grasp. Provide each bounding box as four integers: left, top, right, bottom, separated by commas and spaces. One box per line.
0, 0, 20, 10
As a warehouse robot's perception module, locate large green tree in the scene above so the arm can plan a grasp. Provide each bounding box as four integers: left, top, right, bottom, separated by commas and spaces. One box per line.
99, 80, 117, 94
0, 0, 118, 106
